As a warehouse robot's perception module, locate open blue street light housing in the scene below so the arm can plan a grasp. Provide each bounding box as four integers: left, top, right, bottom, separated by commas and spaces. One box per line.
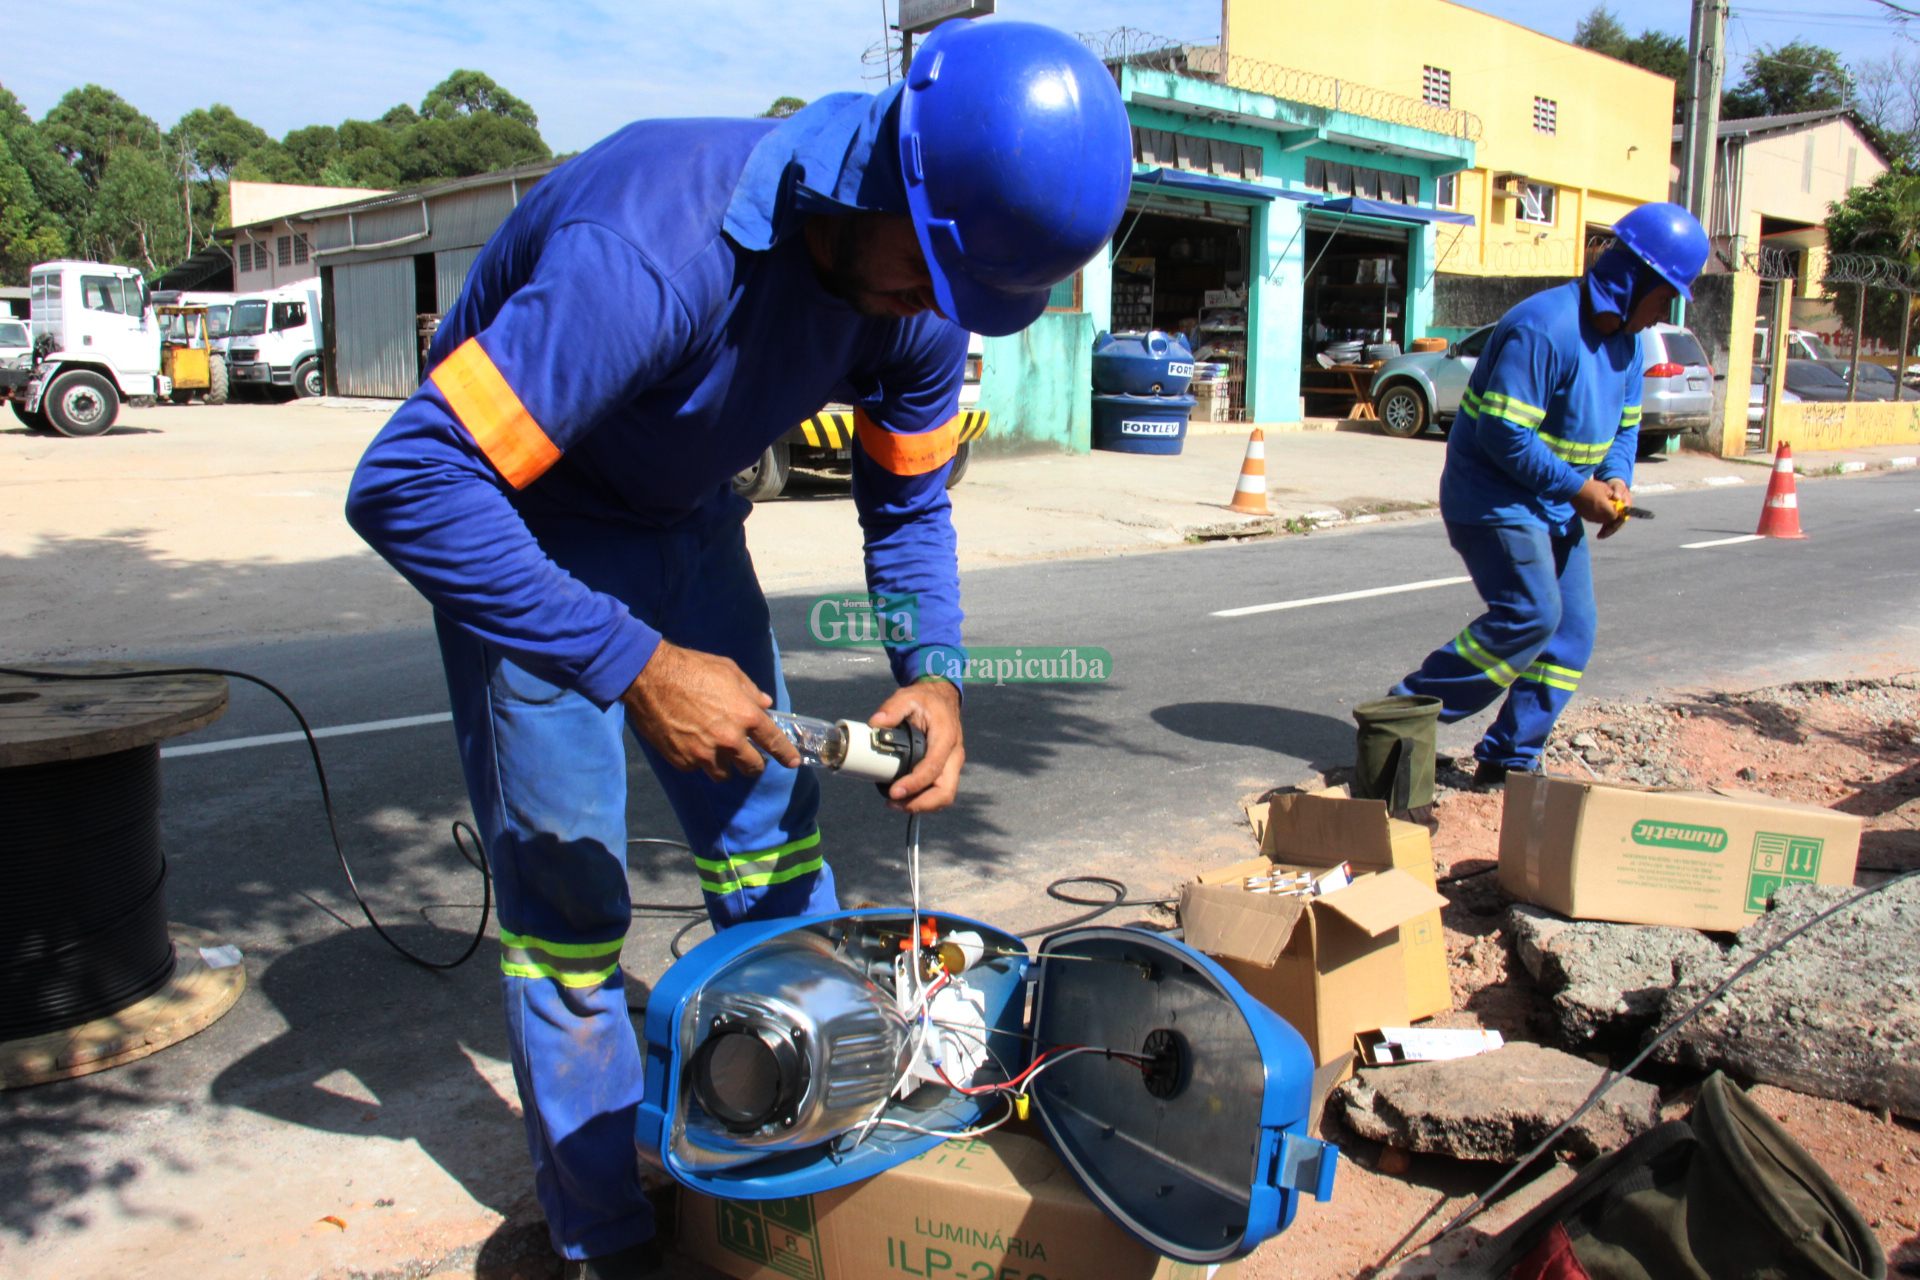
635, 908, 1338, 1265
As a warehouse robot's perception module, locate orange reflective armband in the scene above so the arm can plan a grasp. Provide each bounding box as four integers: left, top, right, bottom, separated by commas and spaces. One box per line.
854, 408, 960, 476
430, 337, 561, 489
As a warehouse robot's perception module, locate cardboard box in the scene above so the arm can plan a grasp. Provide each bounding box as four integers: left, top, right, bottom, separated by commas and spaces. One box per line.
677, 1127, 1238, 1280
1499, 773, 1863, 931
1182, 789, 1449, 1068
1255, 788, 1451, 1022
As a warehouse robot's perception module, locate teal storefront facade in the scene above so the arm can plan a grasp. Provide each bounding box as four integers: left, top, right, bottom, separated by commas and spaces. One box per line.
982, 63, 1474, 441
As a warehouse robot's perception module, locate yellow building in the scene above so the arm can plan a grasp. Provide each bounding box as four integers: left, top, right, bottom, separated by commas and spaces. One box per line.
1223, 0, 1675, 277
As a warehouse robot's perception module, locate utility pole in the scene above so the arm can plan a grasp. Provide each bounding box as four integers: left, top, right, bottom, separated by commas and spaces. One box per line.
1676, 0, 1727, 325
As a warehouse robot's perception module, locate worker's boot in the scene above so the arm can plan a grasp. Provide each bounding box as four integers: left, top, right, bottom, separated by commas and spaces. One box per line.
561, 1237, 668, 1280
1470, 760, 1512, 792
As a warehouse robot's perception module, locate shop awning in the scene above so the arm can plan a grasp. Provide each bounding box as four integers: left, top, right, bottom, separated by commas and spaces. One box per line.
1316, 196, 1475, 227
1131, 166, 1282, 202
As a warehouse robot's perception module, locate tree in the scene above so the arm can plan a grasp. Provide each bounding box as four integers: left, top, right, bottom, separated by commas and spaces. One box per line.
41, 85, 162, 192
420, 71, 539, 129
0, 132, 69, 282
1722, 41, 1852, 120
397, 112, 548, 185
281, 124, 340, 178
170, 104, 269, 181
1573, 6, 1630, 56
0, 84, 86, 231
85, 147, 184, 270
760, 96, 808, 119
1572, 6, 1688, 120
1853, 50, 1920, 167
1824, 170, 1920, 350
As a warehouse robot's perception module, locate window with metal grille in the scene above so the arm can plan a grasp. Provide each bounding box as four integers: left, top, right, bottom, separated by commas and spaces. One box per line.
293, 234, 310, 265
1533, 97, 1557, 134
1423, 66, 1451, 108
277, 235, 292, 267
235, 242, 250, 272
1518, 181, 1557, 225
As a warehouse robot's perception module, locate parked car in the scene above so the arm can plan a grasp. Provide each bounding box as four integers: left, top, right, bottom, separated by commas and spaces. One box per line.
1782, 359, 1852, 402
1370, 321, 1709, 454
1832, 361, 1918, 401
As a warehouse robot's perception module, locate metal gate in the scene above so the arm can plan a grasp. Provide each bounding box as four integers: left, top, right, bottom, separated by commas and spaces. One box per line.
435, 246, 482, 314
332, 258, 417, 398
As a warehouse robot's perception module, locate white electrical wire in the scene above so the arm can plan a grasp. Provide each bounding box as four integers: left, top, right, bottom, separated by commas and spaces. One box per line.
876, 1095, 1017, 1140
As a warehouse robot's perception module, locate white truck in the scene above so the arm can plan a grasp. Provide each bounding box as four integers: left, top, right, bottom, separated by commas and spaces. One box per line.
3, 260, 171, 437
222, 281, 324, 399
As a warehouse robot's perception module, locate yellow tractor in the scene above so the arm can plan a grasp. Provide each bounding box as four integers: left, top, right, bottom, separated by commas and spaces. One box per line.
157, 304, 228, 405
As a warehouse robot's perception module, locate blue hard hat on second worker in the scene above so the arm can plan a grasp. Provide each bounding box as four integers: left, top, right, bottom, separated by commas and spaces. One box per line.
1610, 202, 1710, 301
899, 20, 1133, 337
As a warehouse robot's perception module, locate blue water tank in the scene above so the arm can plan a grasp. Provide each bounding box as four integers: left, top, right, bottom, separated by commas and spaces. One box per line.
1092, 391, 1197, 456
1092, 330, 1196, 397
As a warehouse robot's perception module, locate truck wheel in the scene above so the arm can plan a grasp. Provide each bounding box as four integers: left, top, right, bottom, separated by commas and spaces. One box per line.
944, 440, 972, 489
206, 354, 229, 406
293, 358, 324, 399
732, 441, 791, 502
10, 400, 50, 432
1375, 383, 1429, 438
44, 370, 120, 438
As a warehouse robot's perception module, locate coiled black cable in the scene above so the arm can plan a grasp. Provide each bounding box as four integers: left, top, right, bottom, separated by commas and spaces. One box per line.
0, 745, 177, 1038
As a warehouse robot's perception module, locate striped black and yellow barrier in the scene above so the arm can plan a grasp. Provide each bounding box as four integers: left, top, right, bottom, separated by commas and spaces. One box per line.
792, 409, 990, 451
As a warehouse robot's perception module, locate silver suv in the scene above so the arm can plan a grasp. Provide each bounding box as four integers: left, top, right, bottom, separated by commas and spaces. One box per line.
1370, 321, 1713, 455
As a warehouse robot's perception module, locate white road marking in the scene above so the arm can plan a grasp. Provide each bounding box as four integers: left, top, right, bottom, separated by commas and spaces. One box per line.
1213, 576, 1472, 618
1636, 483, 1676, 494
1702, 476, 1746, 487
162, 712, 452, 757
1681, 534, 1767, 550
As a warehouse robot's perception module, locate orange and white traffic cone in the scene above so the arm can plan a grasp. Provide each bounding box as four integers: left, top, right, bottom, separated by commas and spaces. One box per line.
1228, 428, 1271, 515
1755, 442, 1807, 539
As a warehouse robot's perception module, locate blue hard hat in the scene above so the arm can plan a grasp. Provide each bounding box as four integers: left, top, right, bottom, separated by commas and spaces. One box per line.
898, 20, 1134, 336
1610, 202, 1710, 301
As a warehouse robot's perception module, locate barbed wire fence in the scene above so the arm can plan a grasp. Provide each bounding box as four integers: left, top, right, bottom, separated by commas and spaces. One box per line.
1078, 28, 1483, 141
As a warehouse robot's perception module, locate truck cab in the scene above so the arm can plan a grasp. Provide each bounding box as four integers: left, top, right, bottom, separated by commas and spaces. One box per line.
224, 282, 324, 398
6, 260, 169, 437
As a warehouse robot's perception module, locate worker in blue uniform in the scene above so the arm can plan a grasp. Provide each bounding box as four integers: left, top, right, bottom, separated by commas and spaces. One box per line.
344, 21, 1131, 1279
1388, 203, 1709, 790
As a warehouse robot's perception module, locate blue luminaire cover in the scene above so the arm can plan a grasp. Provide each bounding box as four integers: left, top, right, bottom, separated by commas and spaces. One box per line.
634, 908, 1336, 1263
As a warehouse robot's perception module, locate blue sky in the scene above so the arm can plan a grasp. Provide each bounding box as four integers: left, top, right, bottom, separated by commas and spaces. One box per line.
8, 2, 1914, 154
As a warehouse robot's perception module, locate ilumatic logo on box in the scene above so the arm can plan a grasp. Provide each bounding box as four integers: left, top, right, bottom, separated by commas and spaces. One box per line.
1744, 831, 1824, 914
1630, 820, 1729, 853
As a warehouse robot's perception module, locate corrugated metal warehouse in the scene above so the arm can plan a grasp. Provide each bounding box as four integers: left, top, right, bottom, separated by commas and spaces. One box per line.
296, 162, 559, 398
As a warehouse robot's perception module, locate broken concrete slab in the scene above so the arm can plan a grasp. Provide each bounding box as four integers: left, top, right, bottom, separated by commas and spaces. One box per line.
1506, 905, 1723, 1046
1651, 879, 1920, 1117
1333, 1040, 1661, 1162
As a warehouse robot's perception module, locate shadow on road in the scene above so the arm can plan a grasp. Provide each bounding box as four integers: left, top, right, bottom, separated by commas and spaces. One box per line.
1150, 699, 1354, 774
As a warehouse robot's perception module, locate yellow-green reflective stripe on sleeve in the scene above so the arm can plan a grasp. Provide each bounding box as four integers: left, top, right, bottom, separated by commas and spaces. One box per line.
1620, 406, 1643, 427
1536, 430, 1612, 463
1451, 629, 1519, 686
695, 830, 824, 897
499, 930, 624, 987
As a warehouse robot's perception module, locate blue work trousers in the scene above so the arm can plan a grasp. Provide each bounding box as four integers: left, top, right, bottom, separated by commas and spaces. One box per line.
1392, 520, 1596, 770
435, 502, 837, 1260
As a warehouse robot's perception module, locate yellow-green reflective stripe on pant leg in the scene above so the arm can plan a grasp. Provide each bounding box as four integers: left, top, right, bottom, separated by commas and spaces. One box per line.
1451, 628, 1519, 686
499, 930, 624, 988
695, 829, 824, 897
1519, 660, 1582, 693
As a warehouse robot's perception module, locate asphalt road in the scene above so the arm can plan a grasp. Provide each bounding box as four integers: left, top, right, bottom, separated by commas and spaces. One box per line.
144, 470, 1920, 968
7, 469, 1916, 1276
